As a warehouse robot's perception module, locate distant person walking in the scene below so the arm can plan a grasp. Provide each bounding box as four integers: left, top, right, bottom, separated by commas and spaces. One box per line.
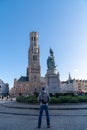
37, 86, 50, 128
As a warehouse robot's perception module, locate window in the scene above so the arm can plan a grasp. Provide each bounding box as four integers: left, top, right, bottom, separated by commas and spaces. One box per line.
33, 55, 37, 61
34, 37, 36, 41
34, 76, 36, 81
31, 37, 33, 41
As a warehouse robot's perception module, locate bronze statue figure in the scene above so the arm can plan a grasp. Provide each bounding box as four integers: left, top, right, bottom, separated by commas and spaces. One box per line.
47, 48, 56, 70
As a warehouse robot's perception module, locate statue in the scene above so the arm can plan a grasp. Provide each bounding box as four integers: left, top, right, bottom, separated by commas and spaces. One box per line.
47, 48, 56, 70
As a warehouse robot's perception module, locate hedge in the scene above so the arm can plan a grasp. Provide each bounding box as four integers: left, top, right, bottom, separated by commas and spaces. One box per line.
16, 95, 87, 104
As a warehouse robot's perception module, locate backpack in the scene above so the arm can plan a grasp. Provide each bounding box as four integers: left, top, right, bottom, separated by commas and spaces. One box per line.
41, 92, 49, 104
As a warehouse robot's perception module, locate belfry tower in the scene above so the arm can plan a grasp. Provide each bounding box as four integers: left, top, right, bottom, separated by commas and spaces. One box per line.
11, 31, 46, 96
27, 32, 41, 82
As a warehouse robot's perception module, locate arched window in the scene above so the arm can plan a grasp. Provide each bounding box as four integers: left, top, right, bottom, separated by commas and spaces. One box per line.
34, 37, 36, 41
31, 37, 33, 41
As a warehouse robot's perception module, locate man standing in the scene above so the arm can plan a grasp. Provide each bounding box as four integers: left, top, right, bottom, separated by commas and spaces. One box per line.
37, 86, 50, 128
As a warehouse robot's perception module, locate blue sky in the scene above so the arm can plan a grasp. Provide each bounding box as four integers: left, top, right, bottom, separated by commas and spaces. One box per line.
0, 0, 87, 88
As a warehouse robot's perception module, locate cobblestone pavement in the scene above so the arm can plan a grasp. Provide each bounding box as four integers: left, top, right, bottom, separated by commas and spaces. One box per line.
0, 101, 87, 130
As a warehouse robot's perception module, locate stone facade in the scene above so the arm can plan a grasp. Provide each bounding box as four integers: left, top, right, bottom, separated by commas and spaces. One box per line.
46, 68, 60, 94
27, 32, 41, 82
76, 79, 87, 93
10, 32, 46, 96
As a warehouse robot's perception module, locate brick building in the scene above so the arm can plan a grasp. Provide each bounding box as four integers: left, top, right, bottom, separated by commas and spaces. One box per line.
10, 32, 46, 96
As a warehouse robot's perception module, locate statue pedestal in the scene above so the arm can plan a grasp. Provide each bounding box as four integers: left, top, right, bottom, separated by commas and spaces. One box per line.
46, 69, 60, 94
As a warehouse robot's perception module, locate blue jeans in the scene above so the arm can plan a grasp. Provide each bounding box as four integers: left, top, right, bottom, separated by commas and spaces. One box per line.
38, 104, 50, 126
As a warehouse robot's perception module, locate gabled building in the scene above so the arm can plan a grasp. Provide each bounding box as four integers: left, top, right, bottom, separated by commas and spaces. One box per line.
60, 73, 78, 94
76, 79, 87, 93
0, 79, 9, 96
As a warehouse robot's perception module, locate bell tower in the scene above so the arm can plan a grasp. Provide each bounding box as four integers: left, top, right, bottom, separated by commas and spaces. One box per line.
27, 32, 41, 82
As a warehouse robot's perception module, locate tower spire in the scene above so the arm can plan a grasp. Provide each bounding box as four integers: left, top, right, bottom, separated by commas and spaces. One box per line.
68, 73, 72, 81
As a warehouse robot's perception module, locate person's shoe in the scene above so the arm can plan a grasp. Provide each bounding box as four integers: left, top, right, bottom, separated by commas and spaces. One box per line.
47, 125, 50, 128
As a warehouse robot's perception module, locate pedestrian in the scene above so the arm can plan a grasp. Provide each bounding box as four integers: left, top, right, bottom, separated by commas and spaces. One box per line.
37, 86, 50, 128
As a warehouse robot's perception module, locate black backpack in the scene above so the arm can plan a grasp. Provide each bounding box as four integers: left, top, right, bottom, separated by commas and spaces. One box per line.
41, 92, 49, 104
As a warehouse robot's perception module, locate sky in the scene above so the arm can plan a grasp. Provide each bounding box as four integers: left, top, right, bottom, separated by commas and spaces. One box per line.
0, 0, 87, 88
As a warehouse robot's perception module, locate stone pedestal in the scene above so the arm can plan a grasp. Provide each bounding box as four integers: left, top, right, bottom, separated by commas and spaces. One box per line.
46, 69, 60, 94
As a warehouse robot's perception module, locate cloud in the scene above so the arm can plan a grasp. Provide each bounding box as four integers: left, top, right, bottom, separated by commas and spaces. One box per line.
74, 69, 79, 73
